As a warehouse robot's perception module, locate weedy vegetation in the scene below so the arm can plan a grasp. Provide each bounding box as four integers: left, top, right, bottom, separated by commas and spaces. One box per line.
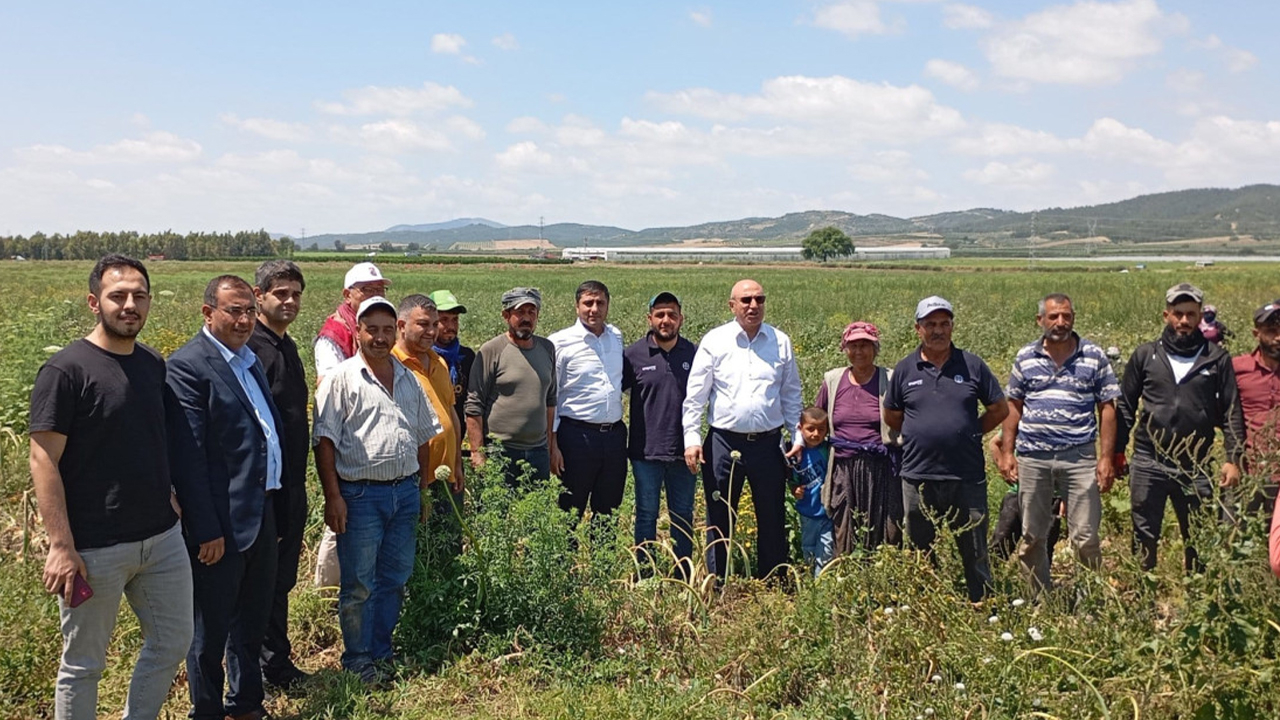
1, 259, 1278, 719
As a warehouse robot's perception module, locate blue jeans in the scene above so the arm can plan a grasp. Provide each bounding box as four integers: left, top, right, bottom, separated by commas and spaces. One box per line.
335, 479, 420, 672
800, 514, 834, 576
56, 522, 192, 720
631, 458, 697, 568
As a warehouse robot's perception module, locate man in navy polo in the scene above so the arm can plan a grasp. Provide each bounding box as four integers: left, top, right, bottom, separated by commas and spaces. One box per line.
623, 291, 699, 577
884, 296, 1008, 603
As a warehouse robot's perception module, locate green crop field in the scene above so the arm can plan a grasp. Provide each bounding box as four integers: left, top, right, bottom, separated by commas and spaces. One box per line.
2, 259, 1279, 719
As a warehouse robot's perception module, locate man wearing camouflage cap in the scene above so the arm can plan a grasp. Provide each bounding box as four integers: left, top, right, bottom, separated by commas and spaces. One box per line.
466, 287, 558, 486
1116, 282, 1245, 572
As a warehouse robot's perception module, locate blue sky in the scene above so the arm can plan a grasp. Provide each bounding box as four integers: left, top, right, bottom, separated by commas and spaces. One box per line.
2, 0, 1277, 235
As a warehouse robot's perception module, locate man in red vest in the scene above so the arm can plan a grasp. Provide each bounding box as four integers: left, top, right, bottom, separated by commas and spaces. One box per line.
313, 262, 391, 588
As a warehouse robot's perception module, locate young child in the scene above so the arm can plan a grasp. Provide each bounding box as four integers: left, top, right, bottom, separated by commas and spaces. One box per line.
792, 406, 834, 575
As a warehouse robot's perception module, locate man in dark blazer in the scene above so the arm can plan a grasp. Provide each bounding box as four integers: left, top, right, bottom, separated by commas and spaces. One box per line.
167, 275, 285, 720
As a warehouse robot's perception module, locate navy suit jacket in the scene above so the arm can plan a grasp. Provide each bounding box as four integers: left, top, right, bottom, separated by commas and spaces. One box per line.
166, 330, 285, 552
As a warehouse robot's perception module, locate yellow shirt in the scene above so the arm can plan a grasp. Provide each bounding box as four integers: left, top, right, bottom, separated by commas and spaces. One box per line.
392, 345, 459, 484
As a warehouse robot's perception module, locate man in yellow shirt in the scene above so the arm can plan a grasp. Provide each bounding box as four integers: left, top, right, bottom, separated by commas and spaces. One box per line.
393, 295, 464, 497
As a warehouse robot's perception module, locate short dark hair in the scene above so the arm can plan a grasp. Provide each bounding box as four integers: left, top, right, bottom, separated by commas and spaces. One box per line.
575, 280, 610, 303
800, 406, 828, 425
254, 259, 305, 294
397, 293, 437, 320
1038, 293, 1072, 315
89, 254, 150, 295
203, 275, 253, 307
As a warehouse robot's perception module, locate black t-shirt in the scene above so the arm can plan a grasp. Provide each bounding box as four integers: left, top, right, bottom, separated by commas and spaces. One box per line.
884, 345, 1004, 483
248, 320, 310, 490
29, 339, 177, 549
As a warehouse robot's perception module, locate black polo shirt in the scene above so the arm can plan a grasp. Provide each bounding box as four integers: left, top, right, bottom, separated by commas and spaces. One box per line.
884, 344, 1004, 483
623, 333, 698, 462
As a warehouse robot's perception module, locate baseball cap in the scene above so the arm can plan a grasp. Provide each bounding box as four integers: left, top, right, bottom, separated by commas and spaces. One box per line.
841, 321, 880, 347
1255, 300, 1280, 326
356, 296, 396, 320
915, 296, 954, 321
428, 289, 467, 313
344, 262, 390, 290
1165, 282, 1204, 305
501, 287, 542, 311
649, 291, 681, 309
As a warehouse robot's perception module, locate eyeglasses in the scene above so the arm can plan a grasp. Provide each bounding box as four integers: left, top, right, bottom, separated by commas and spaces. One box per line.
216, 305, 257, 320
736, 295, 767, 305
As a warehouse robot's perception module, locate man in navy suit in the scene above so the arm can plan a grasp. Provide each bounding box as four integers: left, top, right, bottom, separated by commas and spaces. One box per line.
167, 275, 284, 720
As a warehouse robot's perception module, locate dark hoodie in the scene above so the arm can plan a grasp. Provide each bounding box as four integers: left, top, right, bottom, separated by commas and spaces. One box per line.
1116, 328, 1245, 473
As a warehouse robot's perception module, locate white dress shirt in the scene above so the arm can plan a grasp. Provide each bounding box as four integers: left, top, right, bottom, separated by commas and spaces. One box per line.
682, 320, 803, 448
313, 353, 442, 482
202, 327, 282, 491
548, 319, 625, 428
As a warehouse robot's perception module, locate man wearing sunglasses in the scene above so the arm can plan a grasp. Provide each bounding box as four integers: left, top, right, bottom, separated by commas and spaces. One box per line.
683, 279, 802, 580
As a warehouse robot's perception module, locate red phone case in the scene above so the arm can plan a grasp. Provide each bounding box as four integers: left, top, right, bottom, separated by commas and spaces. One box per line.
69, 573, 94, 608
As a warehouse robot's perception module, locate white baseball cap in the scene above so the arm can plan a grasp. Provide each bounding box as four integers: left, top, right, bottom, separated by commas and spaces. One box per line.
356, 296, 396, 320
915, 295, 954, 321
344, 262, 391, 290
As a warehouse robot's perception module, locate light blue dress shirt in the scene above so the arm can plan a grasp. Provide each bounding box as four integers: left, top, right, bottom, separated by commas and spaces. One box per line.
203, 327, 283, 491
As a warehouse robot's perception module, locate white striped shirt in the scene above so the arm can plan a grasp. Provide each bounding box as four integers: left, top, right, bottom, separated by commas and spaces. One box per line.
313, 353, 441, 481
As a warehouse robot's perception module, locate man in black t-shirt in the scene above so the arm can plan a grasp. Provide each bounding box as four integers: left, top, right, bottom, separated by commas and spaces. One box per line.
249, 260, 311, 689
29, 254, 193, 719
884, 296, 1008, 603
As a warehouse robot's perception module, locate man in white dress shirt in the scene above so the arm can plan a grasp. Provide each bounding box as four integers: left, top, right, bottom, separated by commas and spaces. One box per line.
549, 280, 628, 520
683, 279, 803, 579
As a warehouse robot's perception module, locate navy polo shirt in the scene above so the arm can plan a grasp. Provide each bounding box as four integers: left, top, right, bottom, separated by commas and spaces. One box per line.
623, 333, 698, 462
884, 344, 1005, 483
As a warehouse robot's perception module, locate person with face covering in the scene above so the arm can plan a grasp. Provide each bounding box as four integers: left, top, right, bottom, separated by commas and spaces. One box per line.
787, 321, 903, 556
1115, 283, 1245, 573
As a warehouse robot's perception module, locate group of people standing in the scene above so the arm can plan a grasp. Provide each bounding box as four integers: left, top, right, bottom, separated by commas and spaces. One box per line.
27, 253, 1280, 720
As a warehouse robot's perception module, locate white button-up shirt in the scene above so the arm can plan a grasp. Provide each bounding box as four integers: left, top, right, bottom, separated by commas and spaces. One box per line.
548, 319, 625, 428
312, 353, 442, 482
682, 320, 803, 448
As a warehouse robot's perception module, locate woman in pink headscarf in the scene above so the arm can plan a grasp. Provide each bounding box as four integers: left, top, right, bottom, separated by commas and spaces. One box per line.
812, 321, 903, 555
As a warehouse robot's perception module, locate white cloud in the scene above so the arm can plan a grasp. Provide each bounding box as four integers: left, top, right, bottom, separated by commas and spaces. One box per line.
431, 33, 467, 54
356, 119, 454, 153
315, 82, 472, 116
495, 141, 556, 172
1165, 69, 1203, 93
214, 150, 306, 173
220, 113, 312, 142
1194, 34, 1257, 73
924, 59, 978, 90
647, 75, 966, 142
445, 116, 487, 140
984, 0, 1177, 85
492, 32, 520, 50
952, 123, 1066, 155
506, 116, 549, 134
690, 9, 713, 27
17, 132, 203, 165
963, 158, 1055, 185
942, 3, 993, 29
1072, 117, 1174, 164
812, 2, 901, 38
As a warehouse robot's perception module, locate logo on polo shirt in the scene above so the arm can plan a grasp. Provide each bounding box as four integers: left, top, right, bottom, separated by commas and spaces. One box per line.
641, 365, 657, 372
908, 379, 923, 387
682, 362, 690, 370
954, 375, 964, 383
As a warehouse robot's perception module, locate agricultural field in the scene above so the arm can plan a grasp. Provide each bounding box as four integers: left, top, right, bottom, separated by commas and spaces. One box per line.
1, 259, 1279, 719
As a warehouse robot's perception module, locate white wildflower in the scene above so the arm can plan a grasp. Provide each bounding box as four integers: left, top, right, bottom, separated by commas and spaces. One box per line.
1000, 632, 1014, 642
1011, 598, 1026, 607
988, 614, 999, 624
954, 682, 966, 691
1028, 626, 1044, 642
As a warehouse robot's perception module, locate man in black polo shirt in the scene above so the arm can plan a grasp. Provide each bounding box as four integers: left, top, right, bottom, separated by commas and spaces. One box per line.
623, 292, 699, 577
884, 296, 1008, 603
249, 259, 311, 689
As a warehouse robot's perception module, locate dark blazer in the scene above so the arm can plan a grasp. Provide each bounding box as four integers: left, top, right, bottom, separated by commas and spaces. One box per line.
166, 330, 286, 552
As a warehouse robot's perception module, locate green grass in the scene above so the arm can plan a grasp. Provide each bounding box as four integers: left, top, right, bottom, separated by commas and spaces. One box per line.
2, 259, 1279, 719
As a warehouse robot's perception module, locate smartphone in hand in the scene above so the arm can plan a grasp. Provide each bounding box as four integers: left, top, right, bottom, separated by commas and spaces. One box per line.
69, 573, 93, 608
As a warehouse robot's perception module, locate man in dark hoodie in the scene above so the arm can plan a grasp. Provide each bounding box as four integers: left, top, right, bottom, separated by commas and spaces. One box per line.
1116, 282, 1245, 573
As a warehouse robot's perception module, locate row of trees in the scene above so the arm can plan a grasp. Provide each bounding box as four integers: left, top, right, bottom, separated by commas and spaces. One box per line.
0, 230, 295, 261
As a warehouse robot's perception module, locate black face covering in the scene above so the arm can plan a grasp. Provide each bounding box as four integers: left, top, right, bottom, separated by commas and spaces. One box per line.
1161, 323, 1206, 357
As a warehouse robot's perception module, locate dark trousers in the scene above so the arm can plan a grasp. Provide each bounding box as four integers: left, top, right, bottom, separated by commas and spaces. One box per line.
902, 479, 993, 603
260, 483, 307, 677
499, 445, 551, 487
556, 418, 627, 517
703, 427, 789, 580
1129, 454, 1214, 573
188, 494, 277, 720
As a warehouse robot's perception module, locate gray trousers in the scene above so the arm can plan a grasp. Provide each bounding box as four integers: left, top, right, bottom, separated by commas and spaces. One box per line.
1016, 443, 1101, 593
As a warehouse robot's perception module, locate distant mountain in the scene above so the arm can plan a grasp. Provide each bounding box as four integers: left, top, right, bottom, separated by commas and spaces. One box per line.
385, 218, 506, 232
301, 185, 1280, 250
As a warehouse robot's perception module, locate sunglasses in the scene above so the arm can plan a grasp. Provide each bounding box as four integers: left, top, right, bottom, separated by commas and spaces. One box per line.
736, 295, 767, 305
